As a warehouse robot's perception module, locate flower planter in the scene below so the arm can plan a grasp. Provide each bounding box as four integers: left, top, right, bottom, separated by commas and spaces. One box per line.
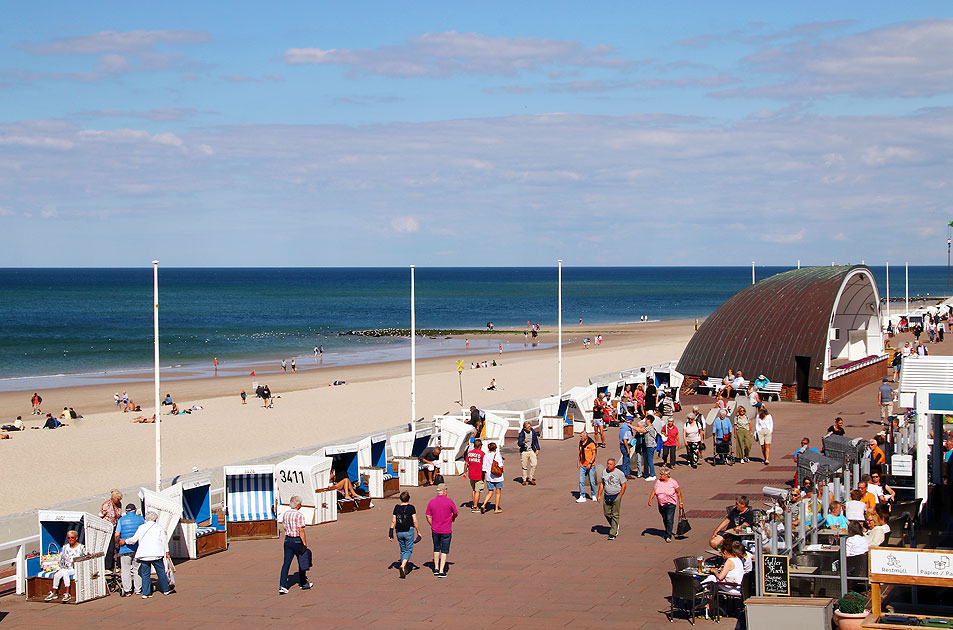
832, 609, 869, 630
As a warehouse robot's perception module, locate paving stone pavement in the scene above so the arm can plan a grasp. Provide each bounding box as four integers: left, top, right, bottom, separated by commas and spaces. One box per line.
0, 353, 908, 629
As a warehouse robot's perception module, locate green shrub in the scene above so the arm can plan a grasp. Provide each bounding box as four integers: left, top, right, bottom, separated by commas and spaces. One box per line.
836, 591, 867, 614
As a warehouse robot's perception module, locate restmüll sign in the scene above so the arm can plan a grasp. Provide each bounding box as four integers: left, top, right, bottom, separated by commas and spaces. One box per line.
870, 548, 953, 587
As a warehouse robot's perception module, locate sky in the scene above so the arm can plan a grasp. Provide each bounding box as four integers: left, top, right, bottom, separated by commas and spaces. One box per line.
1, 2, 952, 267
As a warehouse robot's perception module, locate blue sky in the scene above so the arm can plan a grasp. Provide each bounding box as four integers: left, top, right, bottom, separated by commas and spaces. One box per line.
1, 2, 952, 266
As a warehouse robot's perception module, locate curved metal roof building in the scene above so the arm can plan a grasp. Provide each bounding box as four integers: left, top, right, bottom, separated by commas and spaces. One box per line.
677, 265, 884, 400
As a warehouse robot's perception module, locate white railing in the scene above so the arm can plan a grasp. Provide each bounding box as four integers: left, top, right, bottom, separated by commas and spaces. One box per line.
0, 534, 36, 595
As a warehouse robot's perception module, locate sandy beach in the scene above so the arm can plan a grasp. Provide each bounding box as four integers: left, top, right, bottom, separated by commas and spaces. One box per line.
0, 320, 695, 516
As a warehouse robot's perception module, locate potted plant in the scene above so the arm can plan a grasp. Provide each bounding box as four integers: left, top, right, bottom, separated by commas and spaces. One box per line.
833, 591, 869, 629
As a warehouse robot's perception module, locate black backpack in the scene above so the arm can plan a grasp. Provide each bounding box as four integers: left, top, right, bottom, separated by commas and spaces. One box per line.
395, 506, 413, 531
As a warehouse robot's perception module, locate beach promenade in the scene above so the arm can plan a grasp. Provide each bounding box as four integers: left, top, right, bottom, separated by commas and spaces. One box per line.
0, 331, 907, 629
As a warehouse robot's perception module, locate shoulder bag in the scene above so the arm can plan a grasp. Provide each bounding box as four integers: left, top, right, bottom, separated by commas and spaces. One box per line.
676, 506, 692, 537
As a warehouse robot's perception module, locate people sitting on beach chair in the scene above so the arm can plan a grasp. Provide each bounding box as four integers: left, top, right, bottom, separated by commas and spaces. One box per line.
418, 446, 442, 485
329, 469, 360, 501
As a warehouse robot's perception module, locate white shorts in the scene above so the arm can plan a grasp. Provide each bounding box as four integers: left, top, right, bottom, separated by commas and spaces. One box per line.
756, 430, 772, 445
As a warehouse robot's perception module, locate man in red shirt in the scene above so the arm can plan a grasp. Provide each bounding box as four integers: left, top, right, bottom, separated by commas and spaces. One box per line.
425, 484, 458, 578
462, 439, 486, 513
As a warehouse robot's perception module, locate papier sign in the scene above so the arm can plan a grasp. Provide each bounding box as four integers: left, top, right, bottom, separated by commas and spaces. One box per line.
870, 548, 953, 582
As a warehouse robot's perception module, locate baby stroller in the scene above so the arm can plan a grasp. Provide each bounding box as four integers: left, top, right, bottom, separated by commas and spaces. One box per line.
713, 432, 734, 466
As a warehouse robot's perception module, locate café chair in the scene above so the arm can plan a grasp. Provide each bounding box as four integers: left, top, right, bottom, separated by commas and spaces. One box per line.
667, 571, 710, 625
713, 571, 753, 623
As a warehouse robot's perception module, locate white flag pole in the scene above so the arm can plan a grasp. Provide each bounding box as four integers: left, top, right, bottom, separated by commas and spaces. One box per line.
153, 260, 161, 491
558, 259, 563, 398
885, 262, 890, 325
410, 265, 416, 434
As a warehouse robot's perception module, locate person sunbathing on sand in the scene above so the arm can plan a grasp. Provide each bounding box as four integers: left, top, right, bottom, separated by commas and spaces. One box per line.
169, 403, 179, 415
123, 401, 136, 413
131, 415, 156, 424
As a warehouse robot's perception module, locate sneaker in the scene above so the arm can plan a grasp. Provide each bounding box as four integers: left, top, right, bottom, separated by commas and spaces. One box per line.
576, 496, 587, 503
665, 537, 673, 543
471, 508, 480, 513
590, 496, 599, 502
45, 591, 57, 602
278, 587, 289, 594
645, 476, 656, 481
433, 568, 440, 576
142, 594, 153, 599
608, 535, 617, 541
162, 589, 176, 596
301, 582, 313, 590
62, 594, 71, 603
437, 572, 447, 578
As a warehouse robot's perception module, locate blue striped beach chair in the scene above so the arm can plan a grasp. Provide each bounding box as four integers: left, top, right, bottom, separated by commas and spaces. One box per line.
224, 465, 278, 540
169, 473, 228, 558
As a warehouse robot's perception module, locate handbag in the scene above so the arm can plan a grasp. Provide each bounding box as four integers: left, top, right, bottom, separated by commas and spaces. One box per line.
676, 506, 692, 536
491, 456, 504, 477
40, 543, 60, 572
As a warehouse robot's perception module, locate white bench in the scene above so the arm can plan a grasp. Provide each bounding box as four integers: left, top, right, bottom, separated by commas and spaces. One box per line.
698, 378, 723, 396
758, 382, 783, 401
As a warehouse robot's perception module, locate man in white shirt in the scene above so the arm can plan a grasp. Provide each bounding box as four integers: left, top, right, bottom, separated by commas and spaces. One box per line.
731, 371, 745, 392
901, 342, 911, 357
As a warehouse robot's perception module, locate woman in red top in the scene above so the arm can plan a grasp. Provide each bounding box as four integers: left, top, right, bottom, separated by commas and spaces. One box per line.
660, 418, 679, 468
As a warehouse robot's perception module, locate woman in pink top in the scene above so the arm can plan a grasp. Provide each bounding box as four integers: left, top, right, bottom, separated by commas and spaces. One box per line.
647, 467, 684, 542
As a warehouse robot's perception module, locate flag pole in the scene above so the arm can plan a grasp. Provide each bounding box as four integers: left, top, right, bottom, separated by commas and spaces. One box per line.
153, 260, 161, 491
558, 259, 563, 398
410, 265, 416, 434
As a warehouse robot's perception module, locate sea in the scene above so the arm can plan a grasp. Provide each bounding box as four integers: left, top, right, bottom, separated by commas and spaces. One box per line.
0, 266, 947, 391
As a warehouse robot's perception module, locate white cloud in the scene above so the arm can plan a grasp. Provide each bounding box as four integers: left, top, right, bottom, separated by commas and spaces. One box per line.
3, 107, 953, 263
717, 19, 953, 98
763, 228, 807, 243
832, 233, 848, 241
0, 206, 13, 216
390, 216, 419, 233
20, 30, 211, 55
282, 31, 629, 77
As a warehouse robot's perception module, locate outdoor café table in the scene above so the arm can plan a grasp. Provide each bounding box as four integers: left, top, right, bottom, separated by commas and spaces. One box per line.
725, 527, 757, 538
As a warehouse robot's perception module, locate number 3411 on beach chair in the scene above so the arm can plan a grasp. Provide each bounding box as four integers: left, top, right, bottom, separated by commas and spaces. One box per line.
224, 465, 279, 540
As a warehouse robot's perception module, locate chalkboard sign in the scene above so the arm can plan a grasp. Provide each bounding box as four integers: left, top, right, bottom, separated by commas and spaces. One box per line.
762, 554, 790, 595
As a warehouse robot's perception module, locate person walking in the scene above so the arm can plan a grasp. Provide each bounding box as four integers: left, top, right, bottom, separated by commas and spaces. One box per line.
116, 504, 145, 596
683, 412, 704, 469
278, 496, 312, 593
755, 407, 774, 465
99, 489, 124, 575
389, 491, 420, 578
463, 439, 485, 512
597, 458, 627, 540
481, 442, 504, 513
425, 484, 458, 577
734, 406, 753, 463
31, 392, 42, 415
619, 416, 634, 478
518, 421, 541, 485
240, 389, 247, 404
878, 378, 894, 420
281, 359, 287, 372
577, 431, 598, 502
660, 417, 679, 468
592, 392, 607, 447
118, 511, 173, 598
641, 415, 659, 481
291, 359, 296, 373
647, 467, 684, 542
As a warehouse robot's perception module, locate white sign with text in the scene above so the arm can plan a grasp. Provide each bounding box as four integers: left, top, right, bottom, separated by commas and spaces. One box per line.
870, 548, 953, 581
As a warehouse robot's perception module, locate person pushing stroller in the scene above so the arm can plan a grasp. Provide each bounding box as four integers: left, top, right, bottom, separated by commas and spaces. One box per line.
711, 409, 733, 466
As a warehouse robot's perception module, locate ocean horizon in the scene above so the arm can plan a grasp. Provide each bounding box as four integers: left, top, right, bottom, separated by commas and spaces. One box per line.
2, 265, 947, 390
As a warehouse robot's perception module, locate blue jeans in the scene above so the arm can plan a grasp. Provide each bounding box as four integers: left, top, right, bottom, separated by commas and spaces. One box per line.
642, 447, 656, 478
578, 465, 596, 498
659, 503, 677, 539
619, 442, 631, 477
396, 528, 415, 561
280, 536, 309, 588
138, 558, 170, 596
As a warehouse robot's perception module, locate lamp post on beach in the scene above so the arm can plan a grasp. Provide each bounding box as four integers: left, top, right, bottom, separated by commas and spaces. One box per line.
557, 259, 563, 399
410, 265, 416, 434
153, 260, 161, 491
